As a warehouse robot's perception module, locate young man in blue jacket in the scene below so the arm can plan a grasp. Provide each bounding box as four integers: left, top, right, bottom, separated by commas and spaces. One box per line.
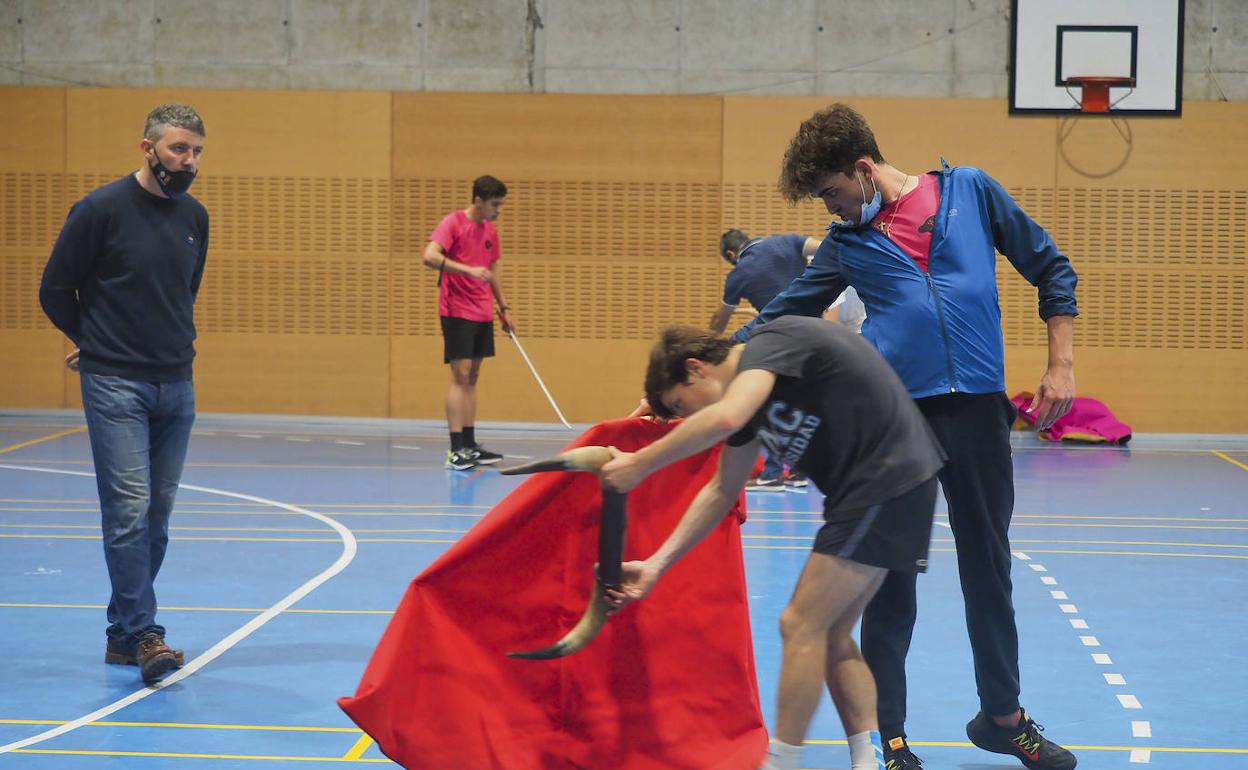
732, 104, 1078, 770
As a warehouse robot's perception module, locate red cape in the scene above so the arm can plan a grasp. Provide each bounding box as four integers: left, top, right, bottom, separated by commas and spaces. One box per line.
338, 418, 767, 769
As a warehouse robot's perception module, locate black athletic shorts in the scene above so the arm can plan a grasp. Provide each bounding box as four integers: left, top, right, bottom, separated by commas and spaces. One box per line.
441, 317, 495, 363
812, 476, 938, 572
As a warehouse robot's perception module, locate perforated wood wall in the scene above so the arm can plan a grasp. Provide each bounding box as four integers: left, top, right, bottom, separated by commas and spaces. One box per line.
1, 88, 1244, 430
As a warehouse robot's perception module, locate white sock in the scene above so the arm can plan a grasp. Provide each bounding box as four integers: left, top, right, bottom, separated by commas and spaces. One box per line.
759, 737, 803, 770
848, 730, 885, 770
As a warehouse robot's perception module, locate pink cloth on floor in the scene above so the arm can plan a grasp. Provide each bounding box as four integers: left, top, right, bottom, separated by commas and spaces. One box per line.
1011, 393, 1132, 444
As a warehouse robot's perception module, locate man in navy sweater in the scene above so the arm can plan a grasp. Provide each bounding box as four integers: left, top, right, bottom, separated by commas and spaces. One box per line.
733, 104, 1078, 770
40, 103, 209, 685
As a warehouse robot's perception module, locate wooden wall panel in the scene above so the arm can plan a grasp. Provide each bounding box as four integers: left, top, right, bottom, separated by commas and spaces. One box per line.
392, 93, 722, 182
1, 87, 1244, 432
195, 334, 390, 417
390, 336, 653, 423
0, 330, 67, 408
0, 90, 68, 408
65, 89, 391, 177
722, 96, 1059, 187
0, 88, 66, 173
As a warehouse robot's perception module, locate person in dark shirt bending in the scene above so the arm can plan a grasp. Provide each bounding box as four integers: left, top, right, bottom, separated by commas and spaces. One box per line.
602, 318, 946, 770
40, 103, 209, 685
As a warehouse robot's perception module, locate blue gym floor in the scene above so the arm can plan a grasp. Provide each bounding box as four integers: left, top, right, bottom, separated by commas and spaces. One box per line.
1, 412, 1245, 769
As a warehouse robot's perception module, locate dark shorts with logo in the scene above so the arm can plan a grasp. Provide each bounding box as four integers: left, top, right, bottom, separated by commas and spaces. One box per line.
441, 317, 495, 363
812, 475, 938, 572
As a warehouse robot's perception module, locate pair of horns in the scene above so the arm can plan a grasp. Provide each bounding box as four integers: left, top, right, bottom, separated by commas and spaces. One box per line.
500, 446, 625, 660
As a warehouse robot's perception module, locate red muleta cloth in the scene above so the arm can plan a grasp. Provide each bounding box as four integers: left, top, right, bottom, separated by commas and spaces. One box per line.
338, 417, 767, 770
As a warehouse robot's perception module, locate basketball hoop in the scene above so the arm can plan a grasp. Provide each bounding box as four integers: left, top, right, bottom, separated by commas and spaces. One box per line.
1066, 75, 1135, 113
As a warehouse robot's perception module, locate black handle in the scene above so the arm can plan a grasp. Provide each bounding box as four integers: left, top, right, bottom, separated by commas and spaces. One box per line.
596, 489, 627, 589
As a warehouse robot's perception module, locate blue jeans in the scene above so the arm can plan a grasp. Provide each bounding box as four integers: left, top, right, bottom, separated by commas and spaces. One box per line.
760, 448, 783, 480
81, 374, 195, 646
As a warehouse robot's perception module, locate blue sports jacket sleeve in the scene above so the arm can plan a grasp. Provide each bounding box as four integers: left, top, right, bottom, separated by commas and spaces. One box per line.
981, 172, 1079, 320
729, 237, 847, 343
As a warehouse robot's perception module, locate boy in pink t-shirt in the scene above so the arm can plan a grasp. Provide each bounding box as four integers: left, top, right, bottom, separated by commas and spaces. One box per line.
421, 175, 515, 470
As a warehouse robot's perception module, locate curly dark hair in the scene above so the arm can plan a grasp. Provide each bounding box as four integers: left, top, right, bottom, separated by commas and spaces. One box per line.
778, 103, 883, 203
644, 325, 734, 420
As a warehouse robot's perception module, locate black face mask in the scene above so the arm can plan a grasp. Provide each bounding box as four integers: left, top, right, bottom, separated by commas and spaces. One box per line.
149, 151, 196, 197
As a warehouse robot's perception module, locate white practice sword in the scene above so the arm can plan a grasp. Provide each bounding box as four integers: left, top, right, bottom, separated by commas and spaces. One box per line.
507, 330, 573, 429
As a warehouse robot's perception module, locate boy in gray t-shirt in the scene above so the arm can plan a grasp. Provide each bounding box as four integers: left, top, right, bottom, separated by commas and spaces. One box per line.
601, 317, 945, 770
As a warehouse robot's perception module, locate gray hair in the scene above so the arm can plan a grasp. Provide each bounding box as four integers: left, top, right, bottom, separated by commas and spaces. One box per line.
143, 104, 206, 141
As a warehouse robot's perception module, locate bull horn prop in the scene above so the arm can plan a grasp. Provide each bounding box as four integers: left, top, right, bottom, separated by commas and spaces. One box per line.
500, 446, 625, 660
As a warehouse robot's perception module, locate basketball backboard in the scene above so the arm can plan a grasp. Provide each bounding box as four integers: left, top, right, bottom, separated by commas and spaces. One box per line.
1010, 0, 1184, 115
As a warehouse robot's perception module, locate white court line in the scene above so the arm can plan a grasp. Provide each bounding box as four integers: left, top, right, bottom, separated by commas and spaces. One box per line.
1025, 557, 1152, 759
391, 445, 422, 451
0, 462, 358, 755
335, 440, 365, 446
236, 434, 263, 439
1012, 551, 1031, 560
284, 437, 312, 443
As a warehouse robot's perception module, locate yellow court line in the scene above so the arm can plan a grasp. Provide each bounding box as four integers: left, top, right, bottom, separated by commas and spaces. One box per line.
5, 532, 1244, 555
14, 744, 1239, 762
741, 544, 1248, 559
0, 531, 456, 544
343, 733, 375, 760
0, 507, 485, 518
0, 427, 85, 455
1010, 522, 1248, 531
740, 533, 1248, 550
0, 603, 393, 614
0, 718, 360, 732
11, 459, 448, 471
0, 499, 488, 509
805, 738, 1248, 754
0, 523, 473, 535
745, 518, 1248, 531
1212, 449, 1248, 472
11, 748, 389, 762
2, 719, 1242, 757
749, 511, 1248, 523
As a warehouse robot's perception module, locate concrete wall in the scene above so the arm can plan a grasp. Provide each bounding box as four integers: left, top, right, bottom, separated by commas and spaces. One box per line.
0, 0, 1244, 100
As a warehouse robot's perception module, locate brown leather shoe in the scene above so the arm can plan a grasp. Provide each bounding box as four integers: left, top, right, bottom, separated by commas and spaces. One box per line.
135, 636, 179, 683
105, 638, 185, 667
